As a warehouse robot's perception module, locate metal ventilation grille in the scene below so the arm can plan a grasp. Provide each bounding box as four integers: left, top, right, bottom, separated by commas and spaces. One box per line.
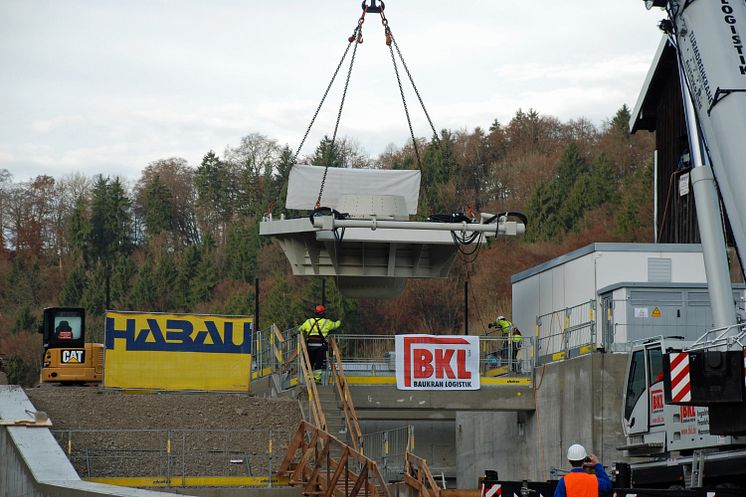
648, 257, 672, 282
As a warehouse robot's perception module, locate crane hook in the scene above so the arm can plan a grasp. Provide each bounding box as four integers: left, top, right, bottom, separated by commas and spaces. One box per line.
362, 0, 385, 14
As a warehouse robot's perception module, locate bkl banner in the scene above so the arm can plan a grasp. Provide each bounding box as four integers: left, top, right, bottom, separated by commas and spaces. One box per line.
395, 335, 480, 390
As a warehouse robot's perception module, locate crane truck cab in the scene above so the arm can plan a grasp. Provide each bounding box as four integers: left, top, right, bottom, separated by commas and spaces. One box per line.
621, 336, 746, 486
38, 307, 103, 384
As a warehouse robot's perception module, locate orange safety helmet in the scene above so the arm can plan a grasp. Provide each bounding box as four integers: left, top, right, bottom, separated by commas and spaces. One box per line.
314, 304, 326, 316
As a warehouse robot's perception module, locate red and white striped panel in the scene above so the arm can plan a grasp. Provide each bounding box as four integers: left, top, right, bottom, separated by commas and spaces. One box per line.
480, 483, 501, 497
669, 352, 691, 403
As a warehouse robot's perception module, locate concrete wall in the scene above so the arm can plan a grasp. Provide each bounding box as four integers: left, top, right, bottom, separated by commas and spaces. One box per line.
0, 385, 187, 497
455, 352, 629, 485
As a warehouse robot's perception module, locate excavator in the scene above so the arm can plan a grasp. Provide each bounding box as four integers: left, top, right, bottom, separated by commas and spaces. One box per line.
38, 307, 103, 384
619, 0, 746, 488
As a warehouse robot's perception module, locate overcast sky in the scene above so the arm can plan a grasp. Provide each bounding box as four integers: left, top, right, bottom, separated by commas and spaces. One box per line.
0, 1, 665, 182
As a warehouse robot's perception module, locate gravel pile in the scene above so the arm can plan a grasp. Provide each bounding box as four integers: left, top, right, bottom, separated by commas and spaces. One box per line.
26, 386, 302, 480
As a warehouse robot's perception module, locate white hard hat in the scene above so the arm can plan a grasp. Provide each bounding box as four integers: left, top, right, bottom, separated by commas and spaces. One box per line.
567, 444, 587, 461
496, 315, 505, 321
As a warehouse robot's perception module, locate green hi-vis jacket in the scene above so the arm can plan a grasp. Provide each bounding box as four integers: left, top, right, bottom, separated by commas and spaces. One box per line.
299, 317, 341, 338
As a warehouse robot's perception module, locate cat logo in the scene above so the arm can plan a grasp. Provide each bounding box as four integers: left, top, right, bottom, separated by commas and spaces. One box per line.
61, 350, 85, 364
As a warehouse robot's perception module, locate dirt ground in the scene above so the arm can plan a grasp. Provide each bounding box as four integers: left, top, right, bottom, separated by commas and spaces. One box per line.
25, 385, 302, 480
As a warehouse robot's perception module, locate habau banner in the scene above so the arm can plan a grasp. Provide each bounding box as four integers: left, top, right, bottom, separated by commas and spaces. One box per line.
395, 335, 480, 390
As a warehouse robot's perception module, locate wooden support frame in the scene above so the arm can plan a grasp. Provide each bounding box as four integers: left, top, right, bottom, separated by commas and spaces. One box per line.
403, 452, 442, 497
328, 337, 363, 451
278, 421, 392, 497
299, 333, 327, 431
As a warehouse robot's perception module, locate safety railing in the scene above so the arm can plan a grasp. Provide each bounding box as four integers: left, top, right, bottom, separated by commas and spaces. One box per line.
254, 330, 534, 388
252, 324, 301, 385
277, 420, 392, 497
536, 300, 596, 365
607, 321, 744, 352
333, 335, 534, 377
333, 335, 396, 374
361, 425, 414, 483
479, 336, 533, 376
52, 428, 290, 488
686, 322, 746, 351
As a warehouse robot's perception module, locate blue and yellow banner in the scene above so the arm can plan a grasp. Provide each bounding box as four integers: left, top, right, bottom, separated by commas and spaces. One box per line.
103, 311, 253, 391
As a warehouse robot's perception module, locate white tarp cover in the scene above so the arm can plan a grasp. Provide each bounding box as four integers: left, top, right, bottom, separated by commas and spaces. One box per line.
286, 164, 421, 214
395, 334, 480, 390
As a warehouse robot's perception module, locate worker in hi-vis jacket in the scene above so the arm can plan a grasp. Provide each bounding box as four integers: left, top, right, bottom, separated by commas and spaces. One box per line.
299, 305, 341, 380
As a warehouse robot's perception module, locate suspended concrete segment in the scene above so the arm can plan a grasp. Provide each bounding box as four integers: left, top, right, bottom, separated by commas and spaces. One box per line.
260, 217, 464, 298
262, 167, 525, 298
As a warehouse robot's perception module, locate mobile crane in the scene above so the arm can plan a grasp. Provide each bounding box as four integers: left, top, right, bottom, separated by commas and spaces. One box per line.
620, 0, 746, 488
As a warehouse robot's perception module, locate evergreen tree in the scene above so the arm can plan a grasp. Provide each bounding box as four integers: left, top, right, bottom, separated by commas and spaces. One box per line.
142, 174, 175, 237
154, 252, 180, 311
262, 275, 307, 330
67, 195, 91, 265
189, 235, 219, 305
11, 304, 37, 333
175, 244, 201, 309
419, 132, 458, 216
224, 218, 259, 282
312, 136, 344, 168
608, 104, 632, 137
525, 180, 562, 241
615, 161, 654, 240
195, 151, 232, 241
85, 177, 133, 313
81, 263, 107, 315
110, 254, 136, 308
59, 265, 86, 306
130, 258, 156, 310
89, 176, 133, 263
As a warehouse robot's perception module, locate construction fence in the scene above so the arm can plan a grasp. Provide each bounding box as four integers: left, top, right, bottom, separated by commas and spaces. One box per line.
360, 425, 413, 482
53, 428, 291, 488
536, 299, 597, 365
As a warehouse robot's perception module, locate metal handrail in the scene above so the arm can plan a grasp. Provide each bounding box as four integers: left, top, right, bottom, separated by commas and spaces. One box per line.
254, 330, 534, 383
685, 322, 746, 351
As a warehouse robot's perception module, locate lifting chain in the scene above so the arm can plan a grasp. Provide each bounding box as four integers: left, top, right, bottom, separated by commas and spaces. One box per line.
315, 8, 366, 208
291, 1, 440, 209
380, 7, 441, 171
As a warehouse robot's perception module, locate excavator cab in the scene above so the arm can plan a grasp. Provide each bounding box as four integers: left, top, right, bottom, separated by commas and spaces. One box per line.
39, 307, 86, 351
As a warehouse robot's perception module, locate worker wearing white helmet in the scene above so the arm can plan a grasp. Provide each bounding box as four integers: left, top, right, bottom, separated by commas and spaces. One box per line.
552, 444, 611, 497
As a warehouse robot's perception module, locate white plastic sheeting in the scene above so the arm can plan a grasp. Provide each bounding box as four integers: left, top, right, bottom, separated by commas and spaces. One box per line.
285, 164, 421, 214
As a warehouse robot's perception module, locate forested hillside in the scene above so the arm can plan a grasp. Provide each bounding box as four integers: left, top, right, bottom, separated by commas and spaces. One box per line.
0, 106, 654, 385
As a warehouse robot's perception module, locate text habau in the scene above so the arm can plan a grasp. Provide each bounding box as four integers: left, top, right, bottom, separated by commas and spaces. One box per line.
105, 317, 252, 354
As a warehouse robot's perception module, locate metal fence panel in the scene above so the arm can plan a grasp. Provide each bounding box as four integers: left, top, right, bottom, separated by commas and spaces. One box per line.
53, 428, 289, 487
536, 300, 596, 365
360, 425, 413, 482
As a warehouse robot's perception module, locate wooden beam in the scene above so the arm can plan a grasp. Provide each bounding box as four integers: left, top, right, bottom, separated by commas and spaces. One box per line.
322, 447, 350, 497
347, 461, 369, 497
277, 423, 305, 475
